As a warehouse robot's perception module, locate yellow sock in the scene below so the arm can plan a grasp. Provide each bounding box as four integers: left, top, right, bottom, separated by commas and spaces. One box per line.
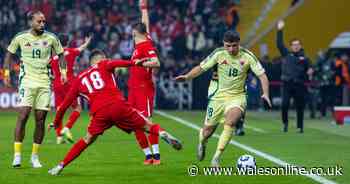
214, 125, 234, 159
14, 142, 22, 155
32, 143, 40, 155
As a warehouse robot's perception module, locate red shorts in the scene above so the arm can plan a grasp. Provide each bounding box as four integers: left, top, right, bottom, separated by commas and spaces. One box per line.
87, 101, 148, 136
53, 81, 78, 109
128, 86, 155, 117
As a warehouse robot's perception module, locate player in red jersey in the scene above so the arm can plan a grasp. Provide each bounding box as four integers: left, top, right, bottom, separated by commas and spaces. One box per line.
48, 49, 182, 175
127, 0, 163, 165
50, 34, 92, 144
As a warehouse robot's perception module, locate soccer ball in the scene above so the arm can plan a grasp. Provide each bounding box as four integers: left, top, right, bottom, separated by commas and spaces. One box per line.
236, 154, 256, 169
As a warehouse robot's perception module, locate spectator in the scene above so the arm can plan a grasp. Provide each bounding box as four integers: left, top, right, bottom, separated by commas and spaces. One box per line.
186, 24, 206, 59
314, 51, 334, 117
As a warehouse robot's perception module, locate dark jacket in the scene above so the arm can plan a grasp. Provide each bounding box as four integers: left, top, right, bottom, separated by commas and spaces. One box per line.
277, 30, 310, 84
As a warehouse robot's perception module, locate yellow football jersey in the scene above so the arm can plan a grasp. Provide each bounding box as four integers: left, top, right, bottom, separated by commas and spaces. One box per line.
7, 30, 64, 87
200, 47, 265, 100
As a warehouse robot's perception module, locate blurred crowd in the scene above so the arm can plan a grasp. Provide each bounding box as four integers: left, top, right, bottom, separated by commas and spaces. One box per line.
0, 0, 240, 86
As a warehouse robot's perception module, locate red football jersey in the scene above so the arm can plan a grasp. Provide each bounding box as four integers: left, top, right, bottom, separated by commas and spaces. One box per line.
64, 48, 81, 79
53, 59, 135, 127
128, 36, 158, 87
50, 47, 81, 85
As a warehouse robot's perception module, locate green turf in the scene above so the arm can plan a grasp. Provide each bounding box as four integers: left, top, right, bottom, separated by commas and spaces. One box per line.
0, 110, 346, 184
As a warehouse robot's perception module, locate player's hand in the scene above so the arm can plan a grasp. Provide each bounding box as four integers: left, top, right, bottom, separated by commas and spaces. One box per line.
85, 35, 92, 45
277, 20, 285, 30
139, 0, 148, 10
261, 94, 272, 109
174, 75, 189, 82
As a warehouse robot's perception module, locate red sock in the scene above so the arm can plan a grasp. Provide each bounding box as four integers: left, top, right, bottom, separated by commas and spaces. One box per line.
148, 125, 159, 145
148, 124, 164, 145
134, 129, 149, 149
66, 110, 80, 129
62, 139, 88, 167
55, 120, 63, 136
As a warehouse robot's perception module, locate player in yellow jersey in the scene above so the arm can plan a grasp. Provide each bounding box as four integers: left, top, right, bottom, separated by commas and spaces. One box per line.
3, 11, 65, 168
208, 65, 246, 136
175, 31, 271, 166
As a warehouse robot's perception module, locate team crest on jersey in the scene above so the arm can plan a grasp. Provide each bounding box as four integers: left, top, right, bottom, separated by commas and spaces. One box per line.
239, 60, 246, 66
42, 41, 48, 46
24, 42, 31, 47
220, 60, 229, 65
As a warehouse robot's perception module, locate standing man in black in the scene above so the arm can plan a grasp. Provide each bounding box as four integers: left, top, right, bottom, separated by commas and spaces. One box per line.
276, 20, 312, 133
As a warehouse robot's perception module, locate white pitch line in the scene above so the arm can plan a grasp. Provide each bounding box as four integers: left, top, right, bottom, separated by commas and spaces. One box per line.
244, 124, 268, 133
155, 110, 337, 184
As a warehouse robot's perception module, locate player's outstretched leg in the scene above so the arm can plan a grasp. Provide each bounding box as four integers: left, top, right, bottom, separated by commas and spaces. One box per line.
198, 124, 217, 161
61, 105, 82, 143
134, 130, 153, 165
31, 110, 48, 168
147, 124, 182, 151
12, 107, 31, 168
49, 133, 98, 176
211, 108, 242, 167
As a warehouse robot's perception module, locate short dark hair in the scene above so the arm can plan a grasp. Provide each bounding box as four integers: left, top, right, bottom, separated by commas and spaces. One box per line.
26, 11, 44, 21
289, 38, 302, 45
132, 22, 147, 34
89, 49, 106, 62
58, 34, 69, 46
223, 31, 240, 43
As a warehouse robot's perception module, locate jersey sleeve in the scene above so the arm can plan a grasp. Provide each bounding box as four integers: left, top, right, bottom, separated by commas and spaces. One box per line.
247, 52, 265, 76
53, 79, 79, 128
7, 36, 19, 54
105, 59, 136, 71
200, 51, 219, 72
52, 35, 64, 55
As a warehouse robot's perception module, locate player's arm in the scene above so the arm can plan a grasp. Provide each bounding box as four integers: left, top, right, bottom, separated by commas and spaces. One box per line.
77, 36, 92, 52
53, 82, 79, 129
140, 56, 160, 68
276, 20, 289, 56
175, 50, 218, 81
106, 59, 146, 71
257, 73, 272, 108
247, 51, 272, 108
140, 0, 150, 33
174, 65, 205, 81
4, 35, 20, 87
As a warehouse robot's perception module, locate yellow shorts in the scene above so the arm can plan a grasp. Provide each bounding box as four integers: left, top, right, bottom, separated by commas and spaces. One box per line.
205, 96, 246, 126
17, 86, 51, 111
